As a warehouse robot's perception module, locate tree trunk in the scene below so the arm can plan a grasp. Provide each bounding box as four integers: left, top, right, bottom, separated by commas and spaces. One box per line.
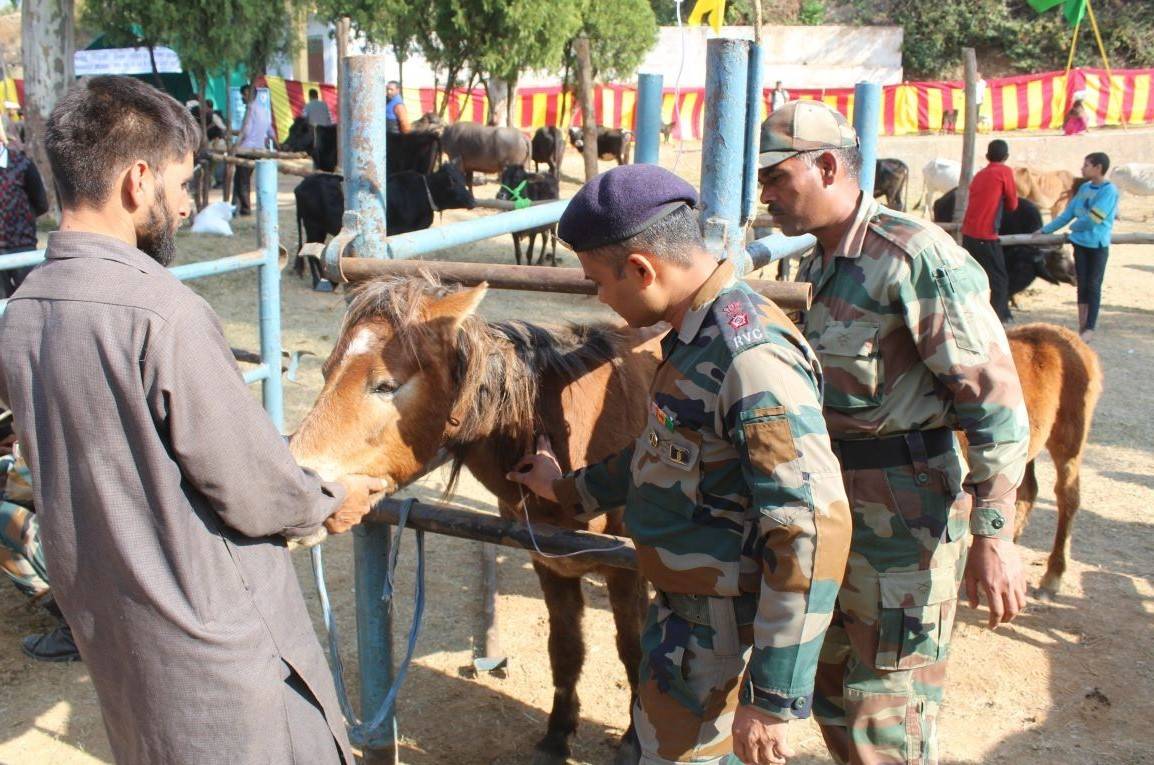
559, 43, 572, 128
22, 0, 75, 221
954, 48, 978, 236
573, 36, 599, 181
505, 76, 517, 129
487, 76, 508, 127
195, 74, 211, 210
438, 65, 461, 119
336, 16, 350, 171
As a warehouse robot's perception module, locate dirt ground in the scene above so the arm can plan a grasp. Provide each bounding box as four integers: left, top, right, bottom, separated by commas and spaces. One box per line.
2, 128, 1153, 765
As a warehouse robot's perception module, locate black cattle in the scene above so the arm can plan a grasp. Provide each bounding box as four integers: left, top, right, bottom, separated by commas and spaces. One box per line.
387, 163, 476, 235
874, 158, 909, 211
933, 189, 1075, 301
281, 116, 314, 155
497, 165, 560, 266
387, 131, 441, 175
292, 163, 475, 288
567, 126, 632, 165
531, 126, 565, 177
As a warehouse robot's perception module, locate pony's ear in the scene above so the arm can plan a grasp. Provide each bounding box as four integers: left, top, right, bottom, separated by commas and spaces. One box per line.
425, 283, 488, 333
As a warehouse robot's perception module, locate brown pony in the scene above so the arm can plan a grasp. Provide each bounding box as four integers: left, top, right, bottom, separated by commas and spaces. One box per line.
1007, 323, 1103, 598
290, 275, 661, 764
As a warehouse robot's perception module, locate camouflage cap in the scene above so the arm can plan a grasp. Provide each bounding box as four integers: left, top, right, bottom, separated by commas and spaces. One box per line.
758, 100, 859, 169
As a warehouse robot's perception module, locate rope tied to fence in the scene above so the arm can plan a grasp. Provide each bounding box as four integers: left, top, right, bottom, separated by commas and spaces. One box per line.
499, 180, 532, 209
310, 496, 427, 741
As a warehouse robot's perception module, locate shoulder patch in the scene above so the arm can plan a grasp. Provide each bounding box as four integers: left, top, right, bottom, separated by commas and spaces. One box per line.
868, 208, 968, 269
711, 286, 774, 356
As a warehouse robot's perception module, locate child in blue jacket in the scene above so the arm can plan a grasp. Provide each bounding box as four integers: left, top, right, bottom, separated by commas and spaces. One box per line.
1041, 152, 1119, 341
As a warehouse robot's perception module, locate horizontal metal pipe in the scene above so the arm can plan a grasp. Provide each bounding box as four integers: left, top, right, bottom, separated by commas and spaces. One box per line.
367, 498, 638, 570
932, 223, 1154, 246
385, 200, 569, 260
472, 197, 567, 212
340, 258, 812, 310
0, 249, 46, 271
169, 250, 264, 280
242, 365, 272, 384
746, 233, 818, 271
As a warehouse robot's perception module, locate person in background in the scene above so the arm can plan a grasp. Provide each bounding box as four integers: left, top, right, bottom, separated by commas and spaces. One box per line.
961, 139, 1019, 322
0, 117, 49, 297
1064, 99, 1090, 136
385, 80, 410, 134
1040, 151, 1118, 342
770, 80, 790, 112
232, 84, 277, 216
303, 88, 332, 128
0, 430, 80, 662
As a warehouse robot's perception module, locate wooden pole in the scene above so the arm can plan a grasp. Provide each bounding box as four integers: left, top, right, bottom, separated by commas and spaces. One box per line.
1084, 0, 1124, 128
339, 258, 813, 310
573, 36, 599, 181
1065, 16, 1083, 74
953, 48, 978, 240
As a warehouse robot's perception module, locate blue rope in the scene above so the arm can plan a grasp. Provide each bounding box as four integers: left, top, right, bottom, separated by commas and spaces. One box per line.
310, 497, 426, 740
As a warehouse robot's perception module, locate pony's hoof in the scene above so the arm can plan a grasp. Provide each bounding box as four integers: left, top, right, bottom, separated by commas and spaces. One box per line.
531, 737, 571, 765
613, 731, 641, 765
1035, 573, 1063, 600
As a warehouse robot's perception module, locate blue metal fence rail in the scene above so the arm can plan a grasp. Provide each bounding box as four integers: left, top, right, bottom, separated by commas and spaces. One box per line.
0, 159, 285, 429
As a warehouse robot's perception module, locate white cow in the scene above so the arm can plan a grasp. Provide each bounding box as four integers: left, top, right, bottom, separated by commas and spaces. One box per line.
1111, 163, 1154, 196
919, 158, 962, 214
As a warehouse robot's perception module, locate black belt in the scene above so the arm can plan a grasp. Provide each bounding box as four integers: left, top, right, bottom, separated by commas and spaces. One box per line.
832, 428, 955, 471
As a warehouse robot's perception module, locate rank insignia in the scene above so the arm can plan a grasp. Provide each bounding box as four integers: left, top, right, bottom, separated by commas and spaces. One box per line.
723, 300, 749, 331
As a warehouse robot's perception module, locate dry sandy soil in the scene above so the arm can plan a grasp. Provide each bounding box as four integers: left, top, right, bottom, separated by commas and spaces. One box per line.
2, 129, 1153, 765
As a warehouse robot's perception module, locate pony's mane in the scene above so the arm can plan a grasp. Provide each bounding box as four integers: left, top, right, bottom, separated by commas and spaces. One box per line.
343, 275, 625, 493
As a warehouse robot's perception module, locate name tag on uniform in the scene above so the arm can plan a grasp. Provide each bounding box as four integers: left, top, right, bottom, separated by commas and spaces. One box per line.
668, 443, 691, 466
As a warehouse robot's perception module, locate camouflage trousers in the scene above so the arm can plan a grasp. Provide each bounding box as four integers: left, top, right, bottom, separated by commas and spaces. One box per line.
634, 593, 757, 765
814, 455, 971, 765
0, 499, 49, 599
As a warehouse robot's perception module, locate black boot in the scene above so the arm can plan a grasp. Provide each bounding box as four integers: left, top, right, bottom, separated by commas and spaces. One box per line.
22, 622, 81, 662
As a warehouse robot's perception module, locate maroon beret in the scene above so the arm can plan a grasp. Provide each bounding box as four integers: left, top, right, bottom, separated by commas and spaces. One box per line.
558, 164, 699, 252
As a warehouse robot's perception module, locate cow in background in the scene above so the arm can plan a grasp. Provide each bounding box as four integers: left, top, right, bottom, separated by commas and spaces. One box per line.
567, 126, 632, 165
442, 122, 531, 189
531, 126, 565, 177
874, 158, 909, 211
497, 165, 560, 267
388, 132, 441, 175
1013, 167, 1076, 217
918, 158, 961, 212
933, 188, 1075, 302
293, 159, 475, 288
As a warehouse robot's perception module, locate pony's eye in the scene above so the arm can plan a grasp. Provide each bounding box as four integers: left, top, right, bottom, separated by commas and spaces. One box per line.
372, 379, 400, 396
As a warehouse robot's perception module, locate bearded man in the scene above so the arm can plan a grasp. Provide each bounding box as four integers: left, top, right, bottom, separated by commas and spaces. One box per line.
0, 76, 386, 764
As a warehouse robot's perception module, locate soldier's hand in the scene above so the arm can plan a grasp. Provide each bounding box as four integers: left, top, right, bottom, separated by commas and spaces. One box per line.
964, 535, 1028, 628
505, 435, 562, 502
325, 474, 391, 534
732, 705, 795, 764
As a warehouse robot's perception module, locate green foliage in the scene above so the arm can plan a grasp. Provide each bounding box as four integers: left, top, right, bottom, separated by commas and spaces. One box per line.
798, 0, 826, 25
576, 0, 658, 81
856, 0, 1154, 79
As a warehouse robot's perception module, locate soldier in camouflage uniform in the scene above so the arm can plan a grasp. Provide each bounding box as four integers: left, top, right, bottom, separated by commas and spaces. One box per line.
0, 443, 82, 661
757, 101, 1030, 764
508, 164, 853, 765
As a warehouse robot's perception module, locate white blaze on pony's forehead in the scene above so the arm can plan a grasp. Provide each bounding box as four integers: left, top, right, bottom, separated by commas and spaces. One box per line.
343, 326, 379, 360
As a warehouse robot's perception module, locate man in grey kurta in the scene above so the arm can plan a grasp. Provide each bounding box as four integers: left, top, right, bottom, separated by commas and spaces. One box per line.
0, 75, 383, 764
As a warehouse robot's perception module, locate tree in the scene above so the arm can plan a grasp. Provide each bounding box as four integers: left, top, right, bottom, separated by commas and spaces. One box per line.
22, 0, 75, 221
80, 0, 175, 86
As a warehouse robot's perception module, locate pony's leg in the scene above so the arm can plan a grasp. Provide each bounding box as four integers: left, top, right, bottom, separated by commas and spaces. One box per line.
1039, 452, 1083, 598
531, 561, 585, 764
513, 233, 523, 266
605, 567, 647, 765
1014, 460, 1039, 543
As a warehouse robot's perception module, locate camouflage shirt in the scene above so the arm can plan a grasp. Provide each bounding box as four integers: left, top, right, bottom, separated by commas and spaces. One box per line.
554, 261, 852, 720
795, 195, 1029, 540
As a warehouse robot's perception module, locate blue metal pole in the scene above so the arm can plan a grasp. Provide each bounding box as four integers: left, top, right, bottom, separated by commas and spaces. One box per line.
854, 82, 882, 197
741, 42, 763, 229
745, 232, 818, 271
256, 159, 284, 431
700, 38, 751, 263
634, 73, 664, 165
352, 522, 397, 763
385, 200, 569, 261
343, 55, 390, 259
0, 249, 45, 270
